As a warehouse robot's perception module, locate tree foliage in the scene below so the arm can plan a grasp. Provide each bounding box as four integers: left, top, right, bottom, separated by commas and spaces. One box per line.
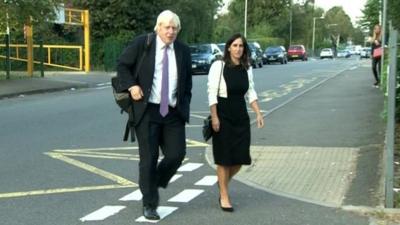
70, 0, 221, 43
0, 0, 63, 33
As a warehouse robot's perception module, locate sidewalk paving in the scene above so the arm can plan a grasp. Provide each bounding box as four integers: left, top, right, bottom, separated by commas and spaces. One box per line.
0, 71, 113, 99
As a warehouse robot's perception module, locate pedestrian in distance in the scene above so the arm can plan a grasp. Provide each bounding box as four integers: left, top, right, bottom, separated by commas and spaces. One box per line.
371, 24, 382, 87
207, 33, 264, 212
116, 10, 192, 220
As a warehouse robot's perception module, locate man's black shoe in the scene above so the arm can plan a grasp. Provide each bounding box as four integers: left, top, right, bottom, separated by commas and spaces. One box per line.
143, 207, 160, 220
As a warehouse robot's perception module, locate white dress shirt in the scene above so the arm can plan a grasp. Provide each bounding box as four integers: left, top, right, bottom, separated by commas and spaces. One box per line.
148, 35, 178, 107
207, 60, 258, 106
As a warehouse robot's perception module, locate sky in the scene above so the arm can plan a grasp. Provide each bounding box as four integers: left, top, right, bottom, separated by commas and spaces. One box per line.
314, 0, 367, 25
221, 0, 367, 25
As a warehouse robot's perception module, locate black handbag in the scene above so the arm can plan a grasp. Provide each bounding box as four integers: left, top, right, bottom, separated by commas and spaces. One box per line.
202, 62, 223, 141
202, 115, 213, 141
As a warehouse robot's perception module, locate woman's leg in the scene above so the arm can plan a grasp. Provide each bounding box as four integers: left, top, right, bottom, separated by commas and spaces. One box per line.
229, 165, 242, 181
217, 165, 232, 208
372, 58, 380, 84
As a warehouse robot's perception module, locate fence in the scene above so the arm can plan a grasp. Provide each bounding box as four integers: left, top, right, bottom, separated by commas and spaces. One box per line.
384, 23, 399, 208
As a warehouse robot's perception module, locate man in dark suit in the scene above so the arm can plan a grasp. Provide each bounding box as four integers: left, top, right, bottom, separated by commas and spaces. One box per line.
116, 10, 192, 220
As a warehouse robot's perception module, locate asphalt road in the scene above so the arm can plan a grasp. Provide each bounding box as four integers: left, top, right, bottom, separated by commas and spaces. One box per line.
0, 57, 375, 225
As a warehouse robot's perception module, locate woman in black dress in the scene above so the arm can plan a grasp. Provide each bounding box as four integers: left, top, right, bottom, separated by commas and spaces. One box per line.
207, 33, 264, 212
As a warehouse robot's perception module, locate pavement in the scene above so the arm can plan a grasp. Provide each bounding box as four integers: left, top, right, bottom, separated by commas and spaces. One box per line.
0, 66, 398, 224
0, 71, 114, 99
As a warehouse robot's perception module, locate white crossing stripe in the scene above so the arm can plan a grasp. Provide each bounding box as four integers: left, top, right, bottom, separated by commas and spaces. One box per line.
80, 205, 126, 221
135, 206, 178, 223
169, 174, 183, 183
195, 175, 218, 186
168, 189, 204, 203
177, 163, 203, 172
119, 189, 142, 201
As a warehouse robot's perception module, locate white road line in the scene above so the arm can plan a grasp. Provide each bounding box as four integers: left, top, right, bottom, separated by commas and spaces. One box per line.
119, 189, 142, 201
94, 86, 110, 90
177, 163, 203, 172
168, 189, 204, 203
80, 205, 126, 221
195, 175, 218, 186
135, 206, 178, 223
169, 174, 183, 183
96, 82, 111, 86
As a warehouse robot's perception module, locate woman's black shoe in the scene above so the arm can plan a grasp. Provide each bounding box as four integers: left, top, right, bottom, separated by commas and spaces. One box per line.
219, 197, 234, 212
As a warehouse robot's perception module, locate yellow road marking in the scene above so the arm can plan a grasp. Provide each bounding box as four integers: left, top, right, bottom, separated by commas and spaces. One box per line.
1, 141, 205, 199
0, 184, 134, 199
186, 139, 209, 147
56, 152, 140, 160
45, 152, 136, 186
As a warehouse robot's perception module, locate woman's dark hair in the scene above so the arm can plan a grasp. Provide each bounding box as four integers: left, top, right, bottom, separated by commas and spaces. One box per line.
223, 33, 250, 70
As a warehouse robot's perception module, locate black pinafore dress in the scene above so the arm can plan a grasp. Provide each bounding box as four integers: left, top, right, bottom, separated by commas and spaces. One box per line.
212, 64, 251, 166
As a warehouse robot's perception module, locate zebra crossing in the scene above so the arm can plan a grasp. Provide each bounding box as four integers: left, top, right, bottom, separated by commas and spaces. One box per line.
79, 162, 218, 223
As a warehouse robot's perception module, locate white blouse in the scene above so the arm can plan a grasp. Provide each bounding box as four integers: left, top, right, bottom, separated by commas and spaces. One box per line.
207, 60, 258, 106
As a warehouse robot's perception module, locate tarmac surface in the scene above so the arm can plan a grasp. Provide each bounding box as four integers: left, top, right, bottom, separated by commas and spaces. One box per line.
0, 65, 398, 224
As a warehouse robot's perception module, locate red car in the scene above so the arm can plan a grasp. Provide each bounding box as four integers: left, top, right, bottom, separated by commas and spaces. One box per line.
288, 45, 308, 61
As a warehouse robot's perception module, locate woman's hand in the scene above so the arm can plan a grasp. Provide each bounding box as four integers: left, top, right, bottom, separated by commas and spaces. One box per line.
212, 116, 220, 132
129, 85, 143, 101
256, 113, 264, 128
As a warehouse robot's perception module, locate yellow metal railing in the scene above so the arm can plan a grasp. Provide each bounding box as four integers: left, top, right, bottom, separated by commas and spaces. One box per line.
0, 44, 83, 71
65, 8, 85, 26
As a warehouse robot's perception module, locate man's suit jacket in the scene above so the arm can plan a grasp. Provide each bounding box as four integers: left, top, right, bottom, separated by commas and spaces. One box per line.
116, 33, 192, 125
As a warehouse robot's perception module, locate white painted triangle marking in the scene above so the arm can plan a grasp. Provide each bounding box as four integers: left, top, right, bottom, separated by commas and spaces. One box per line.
119, 189, 142, 201
80, 205, 126, 221
169, 174, 183, 183
177, 163, 203, 172
195, 175, 218, 186
168, 189, 204, 203
135, 206, 178, 223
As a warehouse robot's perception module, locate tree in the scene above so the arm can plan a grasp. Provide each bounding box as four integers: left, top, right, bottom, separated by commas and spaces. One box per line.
0, 0, 63, 33
358, 0, 380, 33
388, 0, 400, 30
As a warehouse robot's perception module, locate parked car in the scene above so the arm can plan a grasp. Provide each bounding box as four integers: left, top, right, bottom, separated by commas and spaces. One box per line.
217, 43, 225, 52
337, 50, 351, 58
248, 42, 263, 68
190, 43, 223, 75
263, 46, 288, 64
360, 47, 371, 59
320, 48, 334, 59
287, 45, 307, 61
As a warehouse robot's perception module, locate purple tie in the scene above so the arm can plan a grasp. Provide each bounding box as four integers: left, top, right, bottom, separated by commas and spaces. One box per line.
160, 45, 169, 117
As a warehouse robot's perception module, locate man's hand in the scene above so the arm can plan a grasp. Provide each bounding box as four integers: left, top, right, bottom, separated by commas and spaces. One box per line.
129, 85, 144, 101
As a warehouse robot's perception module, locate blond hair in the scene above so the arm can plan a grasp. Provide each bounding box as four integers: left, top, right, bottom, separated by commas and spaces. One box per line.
372, 24, 381, 41
154, 10, 181, 32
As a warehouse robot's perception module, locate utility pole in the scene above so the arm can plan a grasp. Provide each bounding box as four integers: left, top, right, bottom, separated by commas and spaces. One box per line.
244, 0, 247, 38
5, 0, 11, 79
289, 0, 293, 46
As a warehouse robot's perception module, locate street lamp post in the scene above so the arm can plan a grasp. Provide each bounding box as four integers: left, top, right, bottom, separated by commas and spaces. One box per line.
312, 16, 324, 57
244, 0, 247, 38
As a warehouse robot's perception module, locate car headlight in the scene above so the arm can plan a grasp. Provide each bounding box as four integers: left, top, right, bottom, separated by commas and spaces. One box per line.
198, 59, 206, 64
278, 53, 284, 57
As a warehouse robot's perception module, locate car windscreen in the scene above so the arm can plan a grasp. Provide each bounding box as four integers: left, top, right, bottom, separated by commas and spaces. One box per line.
289, 46, 302, 50
266, 47, 281, 53
190, 45, 212, 54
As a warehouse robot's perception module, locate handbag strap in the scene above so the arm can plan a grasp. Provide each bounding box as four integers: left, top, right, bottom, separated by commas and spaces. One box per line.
217, 61, 223, 96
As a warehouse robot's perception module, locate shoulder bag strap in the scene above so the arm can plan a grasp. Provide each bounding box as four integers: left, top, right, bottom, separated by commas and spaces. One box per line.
217, 61, 223, 96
